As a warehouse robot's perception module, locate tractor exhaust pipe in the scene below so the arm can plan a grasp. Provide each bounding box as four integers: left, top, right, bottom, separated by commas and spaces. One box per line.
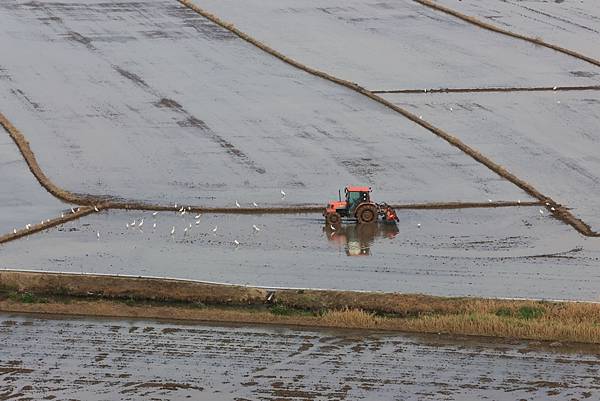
338, 189, 342, 201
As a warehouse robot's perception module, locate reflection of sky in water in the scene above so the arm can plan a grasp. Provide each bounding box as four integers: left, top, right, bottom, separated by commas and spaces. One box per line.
324, 222, 399, 256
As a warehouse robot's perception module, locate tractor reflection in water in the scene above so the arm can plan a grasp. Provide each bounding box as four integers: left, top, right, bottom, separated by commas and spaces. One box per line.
324, 222, 399, 256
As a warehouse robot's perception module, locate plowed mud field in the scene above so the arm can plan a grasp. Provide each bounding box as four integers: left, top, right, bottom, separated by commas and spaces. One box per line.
2, 208, 600, 300
0, 127, 65, 233
189, 0, 600, 89
0, 0, 530, 207
432, 0, 600, 60
384, 91, 600, 231
3, 313, 600, 401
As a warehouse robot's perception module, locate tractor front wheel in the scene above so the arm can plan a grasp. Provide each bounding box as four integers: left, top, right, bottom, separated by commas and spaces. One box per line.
356, 204, 378, 224
325, 212, 341, 225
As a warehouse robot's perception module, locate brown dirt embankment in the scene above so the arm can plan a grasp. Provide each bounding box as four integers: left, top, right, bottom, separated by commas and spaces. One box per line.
411, 0, 600, 68
175, 1, 599, 238
2, 270, 600, 344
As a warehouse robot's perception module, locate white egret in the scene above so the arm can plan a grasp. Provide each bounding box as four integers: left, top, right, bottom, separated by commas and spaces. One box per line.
233, 239, 240, 245
170, 226, 175, 235
252, 224, 260, 232
94, 206, 99, 212
152, 211, 158, 216
212, 226, 218, 233
235, 200, 241, 208
252, 202, 258, 207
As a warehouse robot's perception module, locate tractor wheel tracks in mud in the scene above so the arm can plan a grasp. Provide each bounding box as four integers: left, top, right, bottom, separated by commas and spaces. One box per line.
176, 0, 599, 237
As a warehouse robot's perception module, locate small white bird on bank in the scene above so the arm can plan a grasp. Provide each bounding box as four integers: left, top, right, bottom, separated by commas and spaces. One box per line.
96, 231, 100, 240
280, 190, 286, 198
131, 219, 136, 227
25, 224, 31, 230
417, 223, 421, 228
551, 207, 556, 211
252, 202, 258, 207
539, 209, 544, 215
553, 86, 557, 91
212, 225, 218, 233
153, 222, 157, 229
152, 211, 158, 216
181, 209, 186, 216
235, 200, 241, 208
170, 226, 175, 235
94, 206, 99, 212
13, 228, 16, 234
61, 213, 64, 218
126, 223, 130, 228
233, 239, 240, 246
252, 224, 260, 232
195, 214, 201, 219
195, 220, 201, 225
71, 207, 75, 214
138, 218, 144, 227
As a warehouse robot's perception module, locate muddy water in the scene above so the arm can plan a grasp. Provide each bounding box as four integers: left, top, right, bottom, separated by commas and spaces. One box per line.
0, 129, 66, 233
1, 208, 599, 300
383, 91, 600, 231
433, 0, 600, 61
191, 0, 599, 89
1, 313, 600, 400
0, 0, 531, 207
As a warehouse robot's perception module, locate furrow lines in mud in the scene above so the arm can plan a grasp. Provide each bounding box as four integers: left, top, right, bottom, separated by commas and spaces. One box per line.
175, 0, 599, 237
372, 85, 600, 94
411, 0, 600, 68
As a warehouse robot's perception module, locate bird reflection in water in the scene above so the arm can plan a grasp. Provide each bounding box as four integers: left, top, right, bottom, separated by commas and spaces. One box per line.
324, 222, 399, 256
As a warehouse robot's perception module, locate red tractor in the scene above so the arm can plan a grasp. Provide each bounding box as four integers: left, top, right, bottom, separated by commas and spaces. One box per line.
323, 186, 399, 225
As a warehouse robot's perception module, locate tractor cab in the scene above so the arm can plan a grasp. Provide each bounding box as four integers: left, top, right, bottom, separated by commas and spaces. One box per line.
345, 186, 371, 214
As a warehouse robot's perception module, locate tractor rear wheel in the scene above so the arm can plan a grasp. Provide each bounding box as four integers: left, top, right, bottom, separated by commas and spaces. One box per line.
325, 212, 341, 225
356, 204, 378, 224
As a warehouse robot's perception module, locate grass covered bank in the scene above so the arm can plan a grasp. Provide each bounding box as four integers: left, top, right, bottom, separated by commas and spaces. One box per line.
1, 270, 599, 344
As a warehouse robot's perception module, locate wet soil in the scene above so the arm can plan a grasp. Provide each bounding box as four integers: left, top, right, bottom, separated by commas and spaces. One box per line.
0, 127, 66, 233
0, 0, 529, 207
432, 0, 600, 61
190, 0, 599, 89
1, 312, 600, 400
1, 208, 599, 300
383, 90, 600, 231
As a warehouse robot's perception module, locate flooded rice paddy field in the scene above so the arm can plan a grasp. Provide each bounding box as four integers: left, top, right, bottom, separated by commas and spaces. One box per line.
2, 313, 600, 401
1, 208, 600, 300
0, 0, 530, 207
432, 0, 600, 61
0, 126, 66, 234
189, 0, 599, 89
384, 90, 600, 231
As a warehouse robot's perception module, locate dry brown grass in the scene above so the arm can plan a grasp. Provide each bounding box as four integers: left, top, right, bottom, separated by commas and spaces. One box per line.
2, 270, 600, 343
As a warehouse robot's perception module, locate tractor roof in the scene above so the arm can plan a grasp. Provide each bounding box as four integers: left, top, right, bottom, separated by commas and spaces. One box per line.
345, 186, 371, 192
